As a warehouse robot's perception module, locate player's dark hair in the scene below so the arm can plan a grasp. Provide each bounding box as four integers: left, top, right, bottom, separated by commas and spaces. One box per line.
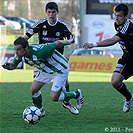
115, 3, 128, 16
14, 36, 29, 49
45, 2, 59, 12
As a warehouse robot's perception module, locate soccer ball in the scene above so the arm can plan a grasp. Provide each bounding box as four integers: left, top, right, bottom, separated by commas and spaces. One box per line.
23, 106, 41, 124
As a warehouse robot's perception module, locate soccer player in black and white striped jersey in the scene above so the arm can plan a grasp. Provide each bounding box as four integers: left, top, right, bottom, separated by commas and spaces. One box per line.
23, 2, 79, 115
83, 3, 133, 113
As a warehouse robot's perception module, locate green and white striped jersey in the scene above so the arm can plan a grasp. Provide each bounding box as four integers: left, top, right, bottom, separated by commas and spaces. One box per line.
13, 42, 68, 74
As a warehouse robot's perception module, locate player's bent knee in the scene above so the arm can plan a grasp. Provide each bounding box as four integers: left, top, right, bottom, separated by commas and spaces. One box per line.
50, 94, 59, 101
30, 87, 39, 95
50, 95, 58, 101
111, 80, 121, 89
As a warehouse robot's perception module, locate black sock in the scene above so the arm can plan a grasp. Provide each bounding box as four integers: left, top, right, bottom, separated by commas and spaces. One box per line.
117, 83, 132, 101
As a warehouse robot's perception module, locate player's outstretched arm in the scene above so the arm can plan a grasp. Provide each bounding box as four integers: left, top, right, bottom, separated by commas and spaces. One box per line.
55, 35, 74, 48
64, 43, 75, 60
2, 62, 17, 70
83, 36, 121, 50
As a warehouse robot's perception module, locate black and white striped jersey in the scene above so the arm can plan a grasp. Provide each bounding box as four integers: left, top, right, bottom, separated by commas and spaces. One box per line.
115, 19, 133, 58
26, 18, 74, 54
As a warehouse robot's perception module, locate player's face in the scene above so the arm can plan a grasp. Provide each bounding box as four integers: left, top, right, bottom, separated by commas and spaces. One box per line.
114, 11, 127, 26
14, 44, 27, 58
46, 9, 58, 24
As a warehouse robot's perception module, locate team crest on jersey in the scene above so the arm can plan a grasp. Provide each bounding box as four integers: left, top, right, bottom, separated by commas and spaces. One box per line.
56, 32, 60, 36
43, 25, 46, 28
43, 30, 47, 36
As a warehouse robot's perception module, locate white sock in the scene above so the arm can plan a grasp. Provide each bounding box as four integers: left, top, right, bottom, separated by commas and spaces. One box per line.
58, 91, 65, 101
32, 90, 41, 98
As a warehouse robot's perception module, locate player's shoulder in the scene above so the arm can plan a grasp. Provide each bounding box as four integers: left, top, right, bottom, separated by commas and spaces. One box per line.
57, 18, 68, 26
128, 19, 133, 28
30, 44, 45, 51
129, 19, 133, 24
115, 20, 133, 33
57, 18, 71, 31
127, 20, 133, 34
123, 20, 133, 34
37, 18, 48, 24
31, 18, 48, 27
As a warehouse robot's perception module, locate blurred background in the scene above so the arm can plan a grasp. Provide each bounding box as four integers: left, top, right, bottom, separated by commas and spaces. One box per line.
0, 0, 133, 72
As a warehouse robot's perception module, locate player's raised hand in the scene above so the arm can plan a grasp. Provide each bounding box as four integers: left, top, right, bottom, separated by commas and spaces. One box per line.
83, 43, 94, 49
55, 35, 74, 48
66, 35, 74, 45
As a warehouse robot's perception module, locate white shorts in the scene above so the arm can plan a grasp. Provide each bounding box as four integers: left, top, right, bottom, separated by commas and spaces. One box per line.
34, 66, 69, 92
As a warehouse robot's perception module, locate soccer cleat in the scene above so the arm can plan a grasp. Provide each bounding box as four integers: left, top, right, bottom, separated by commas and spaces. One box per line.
123, 94, 133, 113
75, 89, 83, 109
62, 101, 79, 115
39, 107, 45, 117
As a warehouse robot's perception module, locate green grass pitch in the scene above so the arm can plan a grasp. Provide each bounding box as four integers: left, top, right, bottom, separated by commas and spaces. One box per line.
0, 70, 133, 133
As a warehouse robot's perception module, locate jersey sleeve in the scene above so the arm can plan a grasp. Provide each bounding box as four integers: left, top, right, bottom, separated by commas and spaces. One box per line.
115, 32, 123, 39
115, 20, 133, 45
37, 42, 57, 60
12, 55, 22, 65
116, 32, 133, 46
25, 19, 44, 38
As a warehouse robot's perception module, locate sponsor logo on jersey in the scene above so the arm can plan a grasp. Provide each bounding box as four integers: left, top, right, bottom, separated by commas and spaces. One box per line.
42, 37, 59, 42
56, 32, 60, 36
43, 30, 47, 36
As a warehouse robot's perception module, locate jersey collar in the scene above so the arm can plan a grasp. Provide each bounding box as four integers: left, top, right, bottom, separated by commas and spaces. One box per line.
47, 18, 58, 26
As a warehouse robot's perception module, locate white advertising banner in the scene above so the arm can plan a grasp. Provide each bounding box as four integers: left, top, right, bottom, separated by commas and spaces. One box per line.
83, 15, 123, 56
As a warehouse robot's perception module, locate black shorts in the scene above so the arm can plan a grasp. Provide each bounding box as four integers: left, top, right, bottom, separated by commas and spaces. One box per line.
114, 58, 133, 80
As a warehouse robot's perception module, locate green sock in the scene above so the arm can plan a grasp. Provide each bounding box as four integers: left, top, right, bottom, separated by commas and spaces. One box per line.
32, 94, 42, 109
63, 91, 77, 101
75, 90, 80, 99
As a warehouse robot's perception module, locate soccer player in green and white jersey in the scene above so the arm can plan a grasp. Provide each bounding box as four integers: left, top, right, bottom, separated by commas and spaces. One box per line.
24, 2, 78, 115
2, 35, 83, 116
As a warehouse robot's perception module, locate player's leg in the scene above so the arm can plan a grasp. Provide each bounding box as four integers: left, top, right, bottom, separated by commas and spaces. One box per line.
31, 68, 42, 108
65, 79, 70, 92
50, 87, 83, 115
62, 78, 83, 113
111, 62, 133, 112
30, 80, 45, 108
50, 88, 80, 101
30, 80, 46, 117
61, 88, 83, 110
50, 71, 83, 114
31, 70, 53, 117
63, 44, 82, 114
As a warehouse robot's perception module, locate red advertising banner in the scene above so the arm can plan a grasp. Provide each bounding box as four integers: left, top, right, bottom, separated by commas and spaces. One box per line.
1, 53, 23, 69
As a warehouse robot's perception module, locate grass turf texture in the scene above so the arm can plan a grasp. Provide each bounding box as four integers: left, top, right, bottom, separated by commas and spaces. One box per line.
0, 70, 133, 133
